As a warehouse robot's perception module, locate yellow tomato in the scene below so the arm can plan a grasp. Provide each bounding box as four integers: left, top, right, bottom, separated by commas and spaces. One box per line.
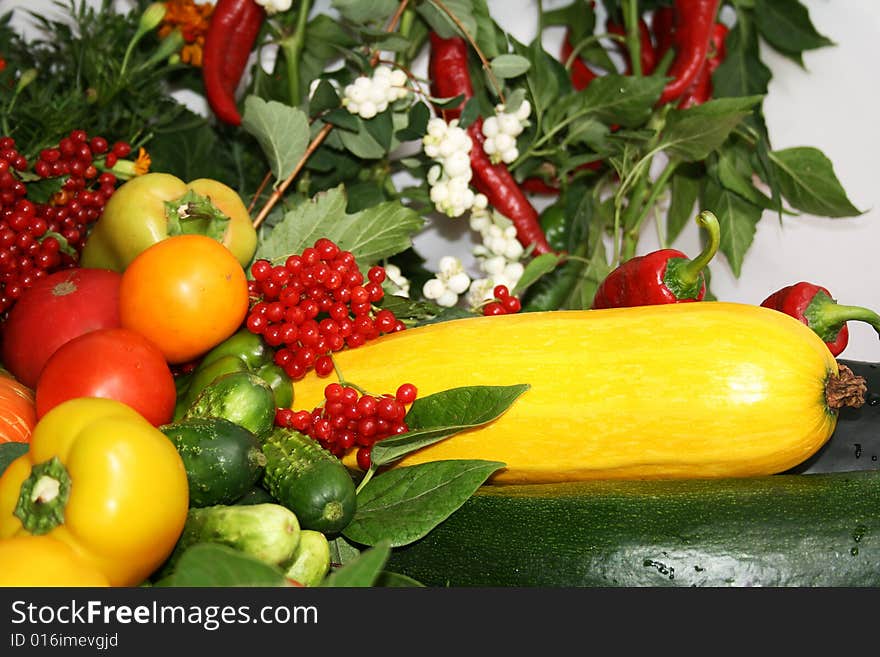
0, 397, 189, 586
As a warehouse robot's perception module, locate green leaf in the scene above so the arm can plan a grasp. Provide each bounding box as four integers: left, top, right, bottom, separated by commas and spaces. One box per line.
418, 0, 477, 40
752, 0, 833, 66
331, 0, 398, 24
308, 79, 341, 116
666, 167, 701, 244
254, 186, 424, 265
320, 541, 391, 587
491, 54, 530, 79
323, 108, 361, 132
660, 96, 762, 162
343, 460, 505, 547
339, 119, 388, 159
511, 252, 565, 296
370, 384, 530, 466
711, 141, 779, 211
700, 178, 763, 277
395, 101, 430, 141
363, 109, 394, 151
241, 97, 309, 185
712, 19, 772, 100
161, 544, 289, 587
375, 571, 425, 587
582, 74, 667, 128
768, 147, 862, 218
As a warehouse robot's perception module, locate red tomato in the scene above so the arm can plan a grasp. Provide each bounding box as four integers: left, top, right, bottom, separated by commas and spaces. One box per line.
35, 328, 176, 426
1, 268, 122, 388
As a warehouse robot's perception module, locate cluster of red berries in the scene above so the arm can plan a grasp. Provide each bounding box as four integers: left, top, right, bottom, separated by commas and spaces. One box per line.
246, 237, 406, 381
275, 381, 418, 469
482, 284, 521, 315
0, 131, 130, 315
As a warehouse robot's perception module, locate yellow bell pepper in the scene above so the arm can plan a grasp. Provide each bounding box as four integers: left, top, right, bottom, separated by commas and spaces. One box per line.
0, 397, 189, 586
0, 535, 110, 587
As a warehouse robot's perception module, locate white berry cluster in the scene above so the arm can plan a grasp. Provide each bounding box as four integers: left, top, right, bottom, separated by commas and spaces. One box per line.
341, 65, 410, 120
423, 118, 488, 218
466, 208, 526, 309
382, 263, 411, 298
254, 0, 292, 15
481, 100, 531, 165
422, 256, 472, 308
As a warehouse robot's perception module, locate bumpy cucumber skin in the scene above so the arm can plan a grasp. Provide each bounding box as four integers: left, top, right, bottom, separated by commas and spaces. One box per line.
262, 428, 357, 534
385, 471, 880, 587
161, 417, 266, 507
183, 370, 276, 437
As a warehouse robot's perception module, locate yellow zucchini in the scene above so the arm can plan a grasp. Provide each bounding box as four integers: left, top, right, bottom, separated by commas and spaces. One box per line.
291, 302, 866, 484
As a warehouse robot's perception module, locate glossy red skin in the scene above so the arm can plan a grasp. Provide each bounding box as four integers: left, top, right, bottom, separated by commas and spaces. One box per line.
591, 249, 705, 309
35, 327, 177, 426
657, 0, 721, 106
202, 0, 266, 125
428, 33, 553, 256
1, 268, 122, 389
677, 22, 729, 109
760, 282, 848, 356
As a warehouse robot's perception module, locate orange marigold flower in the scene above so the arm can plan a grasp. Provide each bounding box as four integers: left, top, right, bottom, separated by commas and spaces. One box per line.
134, 148, 152, 176
159, 0, 213, 66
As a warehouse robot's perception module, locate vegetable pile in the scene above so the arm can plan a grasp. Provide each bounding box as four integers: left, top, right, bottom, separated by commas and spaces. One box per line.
0, 0, 878, 587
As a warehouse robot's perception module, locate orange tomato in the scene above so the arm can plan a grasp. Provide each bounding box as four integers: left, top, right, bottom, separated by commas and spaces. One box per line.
118, 234, 250, 364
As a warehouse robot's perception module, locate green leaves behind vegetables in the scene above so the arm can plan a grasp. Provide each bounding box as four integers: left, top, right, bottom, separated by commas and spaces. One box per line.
254, 185, 424, 267
241, 97, 309, 185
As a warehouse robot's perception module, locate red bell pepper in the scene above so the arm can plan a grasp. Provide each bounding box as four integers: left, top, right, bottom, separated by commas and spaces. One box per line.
760, 282, 880, 357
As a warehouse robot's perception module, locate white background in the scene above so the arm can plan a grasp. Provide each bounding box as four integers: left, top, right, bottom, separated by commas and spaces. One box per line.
6, 0, 880, 360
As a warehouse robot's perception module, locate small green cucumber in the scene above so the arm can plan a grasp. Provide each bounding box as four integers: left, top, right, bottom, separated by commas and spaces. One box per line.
161, 417, 266, 507
284, 529, 331, 586
261, 427, 357, 534
183, 370, 276, 437
158, 503, 301, 579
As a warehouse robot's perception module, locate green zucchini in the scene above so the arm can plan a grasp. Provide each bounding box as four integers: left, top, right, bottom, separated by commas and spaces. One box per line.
261, 427, 357, 534
161, 417, 266, 507
384, 470, 880, 587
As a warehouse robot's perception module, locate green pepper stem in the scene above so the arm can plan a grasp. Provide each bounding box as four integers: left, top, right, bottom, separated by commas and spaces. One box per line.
14, 457, 72, 535
675, 210, 720, 288
806, 293, 880, 342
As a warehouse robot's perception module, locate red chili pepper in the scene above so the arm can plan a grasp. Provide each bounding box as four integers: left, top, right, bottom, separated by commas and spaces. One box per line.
428, 33, 553, 255
677, 22, 729, 109
656, 0, 720, 106
201, 0, 266, 126
651, 6, 677, 59
606, 18, 657, 76
560, 30, 599, 91
760, 283, 880, 357
591, 210, 720, 309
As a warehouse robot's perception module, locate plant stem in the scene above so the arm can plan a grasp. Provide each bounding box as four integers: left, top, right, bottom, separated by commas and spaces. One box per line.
280, 0, 312, 106
622, 0, 642, 77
